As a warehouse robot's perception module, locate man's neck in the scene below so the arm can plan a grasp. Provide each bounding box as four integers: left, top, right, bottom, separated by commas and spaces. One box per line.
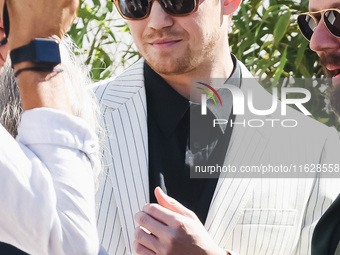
158, 53, 235, 100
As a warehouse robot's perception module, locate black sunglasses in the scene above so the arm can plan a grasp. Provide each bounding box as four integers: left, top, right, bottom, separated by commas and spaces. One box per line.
297, 9, 340, 41
111, 0, 200, 20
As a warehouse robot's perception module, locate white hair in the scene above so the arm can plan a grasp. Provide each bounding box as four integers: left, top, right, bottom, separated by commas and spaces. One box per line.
0, 35, 104, 187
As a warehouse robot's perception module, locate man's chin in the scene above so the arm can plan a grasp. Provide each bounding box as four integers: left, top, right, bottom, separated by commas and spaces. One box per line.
146, 57, 191, 76
322, 66, 340, 87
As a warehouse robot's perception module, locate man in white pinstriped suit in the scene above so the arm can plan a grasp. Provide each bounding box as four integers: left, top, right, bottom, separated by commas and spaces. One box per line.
94, 0, 340, 254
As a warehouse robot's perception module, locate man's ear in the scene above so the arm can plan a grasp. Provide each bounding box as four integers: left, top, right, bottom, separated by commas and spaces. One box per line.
222, 0, 241, 15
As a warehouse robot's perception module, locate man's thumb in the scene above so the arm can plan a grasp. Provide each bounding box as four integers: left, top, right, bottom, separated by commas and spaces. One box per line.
154, 187, 196, 218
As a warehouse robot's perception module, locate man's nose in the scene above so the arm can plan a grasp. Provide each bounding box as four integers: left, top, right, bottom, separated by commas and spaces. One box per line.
310, 17, 339, 53
147, 1, 174, 30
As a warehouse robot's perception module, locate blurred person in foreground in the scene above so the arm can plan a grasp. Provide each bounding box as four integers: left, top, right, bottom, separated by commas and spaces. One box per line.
297, 0, 340, 254
94, 0, 340, 254
0, 35, 107, 255
0, 0, 101, 254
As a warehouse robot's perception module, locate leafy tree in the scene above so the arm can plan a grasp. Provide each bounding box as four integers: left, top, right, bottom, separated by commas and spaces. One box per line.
68, 0, 140, 81
230, 0, 339, 130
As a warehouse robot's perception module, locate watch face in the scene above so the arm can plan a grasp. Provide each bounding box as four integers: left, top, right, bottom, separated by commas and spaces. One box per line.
33, 39, 61, 65
10, 38, 61, 66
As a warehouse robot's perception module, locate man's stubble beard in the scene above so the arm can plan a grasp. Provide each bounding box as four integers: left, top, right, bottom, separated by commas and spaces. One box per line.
144, 46, 197, 75
329, 82, 340, 116
141, 28, 220, 76
319, 53, 340, 115
322, 65, 340, 116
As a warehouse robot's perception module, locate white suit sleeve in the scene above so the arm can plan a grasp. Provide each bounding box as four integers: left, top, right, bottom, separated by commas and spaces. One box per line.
0, 108, 99, 255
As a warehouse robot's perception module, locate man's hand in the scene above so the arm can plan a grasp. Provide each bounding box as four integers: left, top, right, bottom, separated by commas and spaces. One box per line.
0, 0, 79, 50
134, 187, 225, 255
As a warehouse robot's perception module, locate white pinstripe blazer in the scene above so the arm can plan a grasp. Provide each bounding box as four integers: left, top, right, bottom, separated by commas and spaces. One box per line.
93, 59, 340, 255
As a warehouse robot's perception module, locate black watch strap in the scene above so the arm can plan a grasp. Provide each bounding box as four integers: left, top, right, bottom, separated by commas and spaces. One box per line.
10, 38, 61, 67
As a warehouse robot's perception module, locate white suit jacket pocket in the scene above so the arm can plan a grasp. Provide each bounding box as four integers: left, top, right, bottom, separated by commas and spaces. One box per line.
240, 208, 297, 226
226, 209, 299, 254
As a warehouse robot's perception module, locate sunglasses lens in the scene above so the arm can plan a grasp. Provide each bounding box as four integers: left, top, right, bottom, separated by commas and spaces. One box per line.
325, 10, 340, 37
298, 14, 317, 40
160, 0, 196, 15
118, 0, 149, 19
116, 0, 197, 19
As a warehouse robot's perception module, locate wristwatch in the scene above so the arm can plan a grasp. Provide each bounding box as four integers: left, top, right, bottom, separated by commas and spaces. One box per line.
10, 38, 61, 66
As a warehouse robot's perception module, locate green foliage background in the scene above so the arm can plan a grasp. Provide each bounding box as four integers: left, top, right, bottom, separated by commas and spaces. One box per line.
68, 0, 140, 80
68, 0, 340, 130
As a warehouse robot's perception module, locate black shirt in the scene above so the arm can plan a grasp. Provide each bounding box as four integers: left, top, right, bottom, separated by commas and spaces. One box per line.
0, 243, 28, 255
145, 55, 241, 224
312, 194, 340, 255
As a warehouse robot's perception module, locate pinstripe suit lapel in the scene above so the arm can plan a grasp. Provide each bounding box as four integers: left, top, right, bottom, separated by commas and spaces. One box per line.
205, 116, 269, 246
97, 59, 149, 254
205, 65, 270, 246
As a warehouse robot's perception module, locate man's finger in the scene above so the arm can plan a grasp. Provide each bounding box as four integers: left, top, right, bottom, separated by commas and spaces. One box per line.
133, 240, 156, 255
135, 211, 167, 237
141, 203, 181, 227
134, 226, 158, 253
154, 187, 197, 219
